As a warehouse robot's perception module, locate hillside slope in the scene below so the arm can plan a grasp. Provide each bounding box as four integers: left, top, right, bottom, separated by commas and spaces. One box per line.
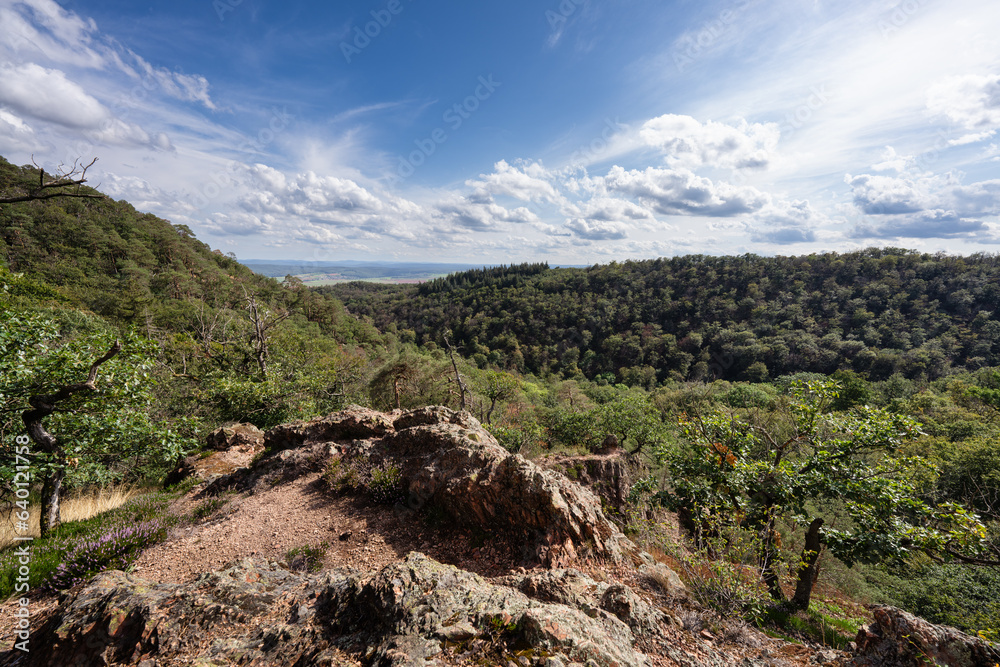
324, 253, 1000, 384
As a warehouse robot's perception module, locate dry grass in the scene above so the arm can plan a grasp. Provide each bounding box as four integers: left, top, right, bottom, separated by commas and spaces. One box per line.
0, 485, 141, 549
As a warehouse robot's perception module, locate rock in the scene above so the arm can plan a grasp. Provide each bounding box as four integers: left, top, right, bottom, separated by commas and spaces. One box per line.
5, 553, 655, 667
165, 423, 265, 486
206, 405, 649, 569
539, 449, 640, 514
264, 405, 394, 451
206, 422, 264, 451
850, 605, 1000, 667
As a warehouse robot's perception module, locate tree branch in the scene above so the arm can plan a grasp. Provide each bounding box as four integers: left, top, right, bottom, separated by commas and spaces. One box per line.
0, 157, 106, 204
21, 340, 123, 451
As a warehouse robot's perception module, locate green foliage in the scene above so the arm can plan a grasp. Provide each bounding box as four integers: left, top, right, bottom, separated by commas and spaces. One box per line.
326, 250, 1000, 383
659, 380, 992, 610
865, 559, 1000, 636
0, 291, 195, 489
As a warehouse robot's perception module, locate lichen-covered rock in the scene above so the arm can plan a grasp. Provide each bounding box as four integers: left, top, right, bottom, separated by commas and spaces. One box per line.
3, 553, 657, 667
850, 605, 1000, 667
513, 568, 669, 641
540, 451, 639, 514
206, 422, 264, 451
165, 423, 265, 486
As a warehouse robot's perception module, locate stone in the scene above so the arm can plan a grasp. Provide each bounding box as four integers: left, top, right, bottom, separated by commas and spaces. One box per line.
850, 605, 1000, 667
6, 553, 654, 667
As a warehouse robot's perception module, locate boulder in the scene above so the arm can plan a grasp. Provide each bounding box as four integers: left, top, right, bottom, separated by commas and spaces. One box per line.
850, 605, 1000, 667
539, 450, 639, 514
165, 423, 264, 486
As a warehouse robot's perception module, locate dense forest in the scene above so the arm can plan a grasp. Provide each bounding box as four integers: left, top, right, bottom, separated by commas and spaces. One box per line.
325, 253, 1000, 385
1, 154, 999, 641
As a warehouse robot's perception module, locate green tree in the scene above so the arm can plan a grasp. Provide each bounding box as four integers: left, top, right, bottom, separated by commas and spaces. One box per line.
0, 291, 192, 535
659, 381, 995, 611
479, 370, 520, 425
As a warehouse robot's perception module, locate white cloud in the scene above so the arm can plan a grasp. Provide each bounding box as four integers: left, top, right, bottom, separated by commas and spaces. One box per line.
0, 62, 107, 128
206, 211, 272, 236
602, 165, 768, 216
466, 160, 563, 203
565, 218, 630, 240
927, 73, 1000, 144
852, 210, 987, 239
639, 114, 780, 170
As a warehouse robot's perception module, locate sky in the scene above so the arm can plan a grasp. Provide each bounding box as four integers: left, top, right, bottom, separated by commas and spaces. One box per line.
1, 0, 999, 264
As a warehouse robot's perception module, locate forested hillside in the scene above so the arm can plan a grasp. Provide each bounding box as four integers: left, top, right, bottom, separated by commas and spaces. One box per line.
0, 156, 383, 497
325, 253, 1000, 385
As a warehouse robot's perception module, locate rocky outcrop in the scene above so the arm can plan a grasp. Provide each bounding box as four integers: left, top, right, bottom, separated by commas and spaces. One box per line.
206, 422, 263, 451
9, 553, 659, 667
206, 405, 641, 569
851, 605, 1000, 667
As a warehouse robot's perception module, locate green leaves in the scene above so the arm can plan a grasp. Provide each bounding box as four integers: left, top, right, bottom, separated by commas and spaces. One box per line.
661, 380, 992, 610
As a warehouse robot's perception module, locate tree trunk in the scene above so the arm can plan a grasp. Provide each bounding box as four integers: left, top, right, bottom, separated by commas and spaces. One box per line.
38, 468, 64, 538
791, 518, 824, 610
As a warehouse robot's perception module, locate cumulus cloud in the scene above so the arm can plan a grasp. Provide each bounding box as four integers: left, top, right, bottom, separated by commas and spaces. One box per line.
466, 160, 563, 203
565, 218, 630, 240
927, 73, 1000, 145
639, 114, 780, 170
0, 62, 107, 128
745, 199, 826, 244
436, 196, 538, 231
602, 165, 768, 216
845, 173, 929, 214
845, 169, 999, 240
206, 211, 272, 236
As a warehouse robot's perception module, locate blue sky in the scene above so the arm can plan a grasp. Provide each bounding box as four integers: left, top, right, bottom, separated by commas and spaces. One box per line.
1, 0, 999, 263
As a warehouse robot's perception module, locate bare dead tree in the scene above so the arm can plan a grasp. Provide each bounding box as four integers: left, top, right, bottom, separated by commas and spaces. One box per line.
443, 331, 469, 411
0, 157, 106, 204
21, 340, 122, 537
243, 289, 289, 380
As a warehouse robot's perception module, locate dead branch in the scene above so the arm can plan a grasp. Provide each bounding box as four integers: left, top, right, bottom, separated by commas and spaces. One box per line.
0, 157, 106, 204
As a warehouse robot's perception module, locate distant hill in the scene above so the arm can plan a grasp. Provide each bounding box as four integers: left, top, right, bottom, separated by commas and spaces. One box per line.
322, 252, 1000, 384
243, 260, 496, 285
